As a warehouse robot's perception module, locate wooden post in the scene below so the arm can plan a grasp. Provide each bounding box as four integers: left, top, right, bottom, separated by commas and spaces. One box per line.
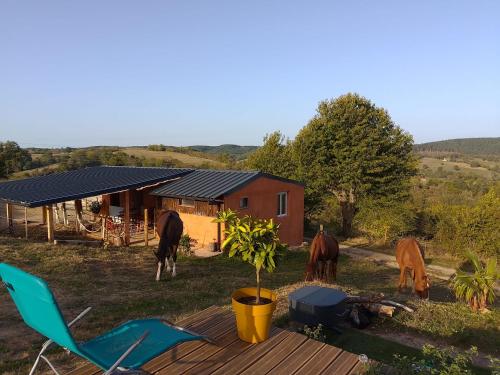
216, 203, 222, 250
62, 202, 68, 225
144, 208, 149, 246
153, 208, 158, 239
46, 205, 54, 243
42, 206, 47, 224
74, 199, 82, 234
54, 204, 60, 224
6, 203, 13, 230
24, 207, 28, 239
124, 190, 130, 246
102, 216, 107, 241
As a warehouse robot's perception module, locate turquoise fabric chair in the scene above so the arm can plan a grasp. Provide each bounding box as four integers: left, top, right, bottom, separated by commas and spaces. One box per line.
0, 263, 208, 374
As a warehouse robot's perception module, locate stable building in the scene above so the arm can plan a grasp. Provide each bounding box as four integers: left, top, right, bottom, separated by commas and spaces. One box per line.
151, 169, 304, 247
0, 166, 304, 247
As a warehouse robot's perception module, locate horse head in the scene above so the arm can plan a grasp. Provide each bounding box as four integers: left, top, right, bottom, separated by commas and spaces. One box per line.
416, 274, 430, 299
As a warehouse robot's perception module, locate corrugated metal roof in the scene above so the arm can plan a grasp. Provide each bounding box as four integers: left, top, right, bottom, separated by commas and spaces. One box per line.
0, 166, 193, 207
150, 169, 261, 201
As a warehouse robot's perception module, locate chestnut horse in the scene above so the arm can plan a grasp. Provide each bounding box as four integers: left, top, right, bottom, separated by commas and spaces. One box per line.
154, 210, 183, 281
396, 237, 430, 298
305, 230, 339, 282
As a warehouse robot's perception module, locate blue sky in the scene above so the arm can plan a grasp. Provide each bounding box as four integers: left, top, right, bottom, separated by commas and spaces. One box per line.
1, 1, 499, 147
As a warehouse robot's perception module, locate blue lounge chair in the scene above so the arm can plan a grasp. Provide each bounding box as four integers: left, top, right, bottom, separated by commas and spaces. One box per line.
0, 263, 210, 374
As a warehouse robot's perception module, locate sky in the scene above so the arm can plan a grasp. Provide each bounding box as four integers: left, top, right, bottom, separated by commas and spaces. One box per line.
1, 1, 499, 148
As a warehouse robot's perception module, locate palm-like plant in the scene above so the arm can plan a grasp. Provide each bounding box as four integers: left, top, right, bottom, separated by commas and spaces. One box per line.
214, 209, 286, 304
453, 251, 497, 311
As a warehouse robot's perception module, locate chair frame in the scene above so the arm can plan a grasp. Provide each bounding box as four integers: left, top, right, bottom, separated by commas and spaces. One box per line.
27, 305, 208, 375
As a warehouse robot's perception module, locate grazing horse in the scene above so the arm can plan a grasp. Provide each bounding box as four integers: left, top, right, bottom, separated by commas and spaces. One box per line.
305, 230, 339, 282
154, 210, 183, 281
396, 237, 430, 299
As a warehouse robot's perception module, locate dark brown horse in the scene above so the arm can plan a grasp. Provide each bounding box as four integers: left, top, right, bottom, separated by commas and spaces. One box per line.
396, 237, 430, 299
305, 230, 339, 282
155, 210, 183, 281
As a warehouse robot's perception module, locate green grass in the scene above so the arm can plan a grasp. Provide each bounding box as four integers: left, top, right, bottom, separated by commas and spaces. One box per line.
121, 147, 224, 167
0, 236, 497, 374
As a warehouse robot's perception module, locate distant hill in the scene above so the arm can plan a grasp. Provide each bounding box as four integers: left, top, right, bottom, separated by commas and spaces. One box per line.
188, 144, 258, 159
414, 137, 500, 155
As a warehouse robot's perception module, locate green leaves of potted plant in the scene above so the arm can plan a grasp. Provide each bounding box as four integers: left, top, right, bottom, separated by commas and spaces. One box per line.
214, 209, 286, 343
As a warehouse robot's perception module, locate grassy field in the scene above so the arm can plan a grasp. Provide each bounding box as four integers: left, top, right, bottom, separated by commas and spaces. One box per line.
0, 237, 498, 374
419, 156, 497, 179
121, 147, 224, 167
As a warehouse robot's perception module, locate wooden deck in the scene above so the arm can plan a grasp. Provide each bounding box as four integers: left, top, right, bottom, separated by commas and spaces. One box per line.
68, 306, 365, 375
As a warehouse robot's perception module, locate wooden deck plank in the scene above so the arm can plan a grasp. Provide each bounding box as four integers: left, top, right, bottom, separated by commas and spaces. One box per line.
156, 319, 240, 373
144, 310, 233, 373
239, 331, 309, 375
292, 342, 343, 374
321, 350, 361, 374
66, 306, 364, 375
210, 329, 290, 375
67, 306, 228, 375
268, 338, 325, 374
183, 327, 281, 375
348, 360, 367, 375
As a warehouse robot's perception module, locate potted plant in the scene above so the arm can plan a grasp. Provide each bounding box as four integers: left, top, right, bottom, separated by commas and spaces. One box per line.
214, 209, 286, 343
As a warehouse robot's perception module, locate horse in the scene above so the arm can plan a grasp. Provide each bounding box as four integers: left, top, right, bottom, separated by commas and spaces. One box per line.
154, 210, 183, 281
395, 237, 430, 299
305, 230, 339, 282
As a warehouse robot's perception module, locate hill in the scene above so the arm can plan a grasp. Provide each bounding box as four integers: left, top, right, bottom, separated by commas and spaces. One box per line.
188, 144, 258, 159
414, 137, 500, 155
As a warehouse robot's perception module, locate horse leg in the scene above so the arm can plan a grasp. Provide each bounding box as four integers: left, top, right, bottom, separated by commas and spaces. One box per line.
171, 246, 178, 277
398, 268, 405, 292
332, 261, 337, 281
156, 259, 165, 282
325, 260, 332, 283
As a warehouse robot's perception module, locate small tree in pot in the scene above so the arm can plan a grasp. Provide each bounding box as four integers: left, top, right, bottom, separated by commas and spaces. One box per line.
215, 209, 286, 304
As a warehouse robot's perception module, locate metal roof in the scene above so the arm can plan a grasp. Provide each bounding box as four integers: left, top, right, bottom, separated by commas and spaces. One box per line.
0, 166, 193, 207
150, 169, 261, 201
150, 169, 302, 201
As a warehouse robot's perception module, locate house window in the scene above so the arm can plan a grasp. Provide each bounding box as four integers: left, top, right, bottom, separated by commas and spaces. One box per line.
277, 192, 287, 216
240, 197, 248, 209
179, 198, 195, 207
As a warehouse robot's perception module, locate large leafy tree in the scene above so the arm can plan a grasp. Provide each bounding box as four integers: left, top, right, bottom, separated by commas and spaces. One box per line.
245, 131, 296, 178
0, 141, 32, 177
294, 93, 416, 236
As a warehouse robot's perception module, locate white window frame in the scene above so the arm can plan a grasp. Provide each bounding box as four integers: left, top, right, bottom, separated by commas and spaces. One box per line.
179, 198, 195, 207
239, 197, 249, 209
277, 192, 287, 217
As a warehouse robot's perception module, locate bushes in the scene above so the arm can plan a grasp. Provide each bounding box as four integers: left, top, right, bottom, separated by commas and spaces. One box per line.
434, 188, 500, 257
355, 199, 416, 244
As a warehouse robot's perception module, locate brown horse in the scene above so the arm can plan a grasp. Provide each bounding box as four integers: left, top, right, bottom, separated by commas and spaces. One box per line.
155, 210, 183, 281
396, 238, 430, 299
305, 230, 339, 282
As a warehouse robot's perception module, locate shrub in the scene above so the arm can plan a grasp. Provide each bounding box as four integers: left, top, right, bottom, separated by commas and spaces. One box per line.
301, 324, 326, 342
434, 188, 500, 257
178, 234, 194, 256
453, 251, 497, 311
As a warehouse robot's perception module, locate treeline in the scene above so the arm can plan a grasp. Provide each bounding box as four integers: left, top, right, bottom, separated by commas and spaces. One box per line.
244, 94, 499, 258
414, 137, 500, 156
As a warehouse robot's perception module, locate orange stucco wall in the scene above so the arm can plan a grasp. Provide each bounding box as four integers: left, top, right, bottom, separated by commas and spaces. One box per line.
177, 212, 219, 247
224, 176, 304, 246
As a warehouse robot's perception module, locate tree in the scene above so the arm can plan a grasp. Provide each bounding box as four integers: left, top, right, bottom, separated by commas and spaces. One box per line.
214, 209, 286, 304
245, 131, 296, 179
0, 141, 33, 176
294, 93, 417, 236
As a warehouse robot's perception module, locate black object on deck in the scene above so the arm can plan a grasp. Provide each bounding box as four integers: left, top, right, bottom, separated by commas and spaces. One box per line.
289, 286, 347, 330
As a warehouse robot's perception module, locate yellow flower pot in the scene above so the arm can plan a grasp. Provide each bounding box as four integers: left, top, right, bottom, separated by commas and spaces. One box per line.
231, 287, 277, 343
